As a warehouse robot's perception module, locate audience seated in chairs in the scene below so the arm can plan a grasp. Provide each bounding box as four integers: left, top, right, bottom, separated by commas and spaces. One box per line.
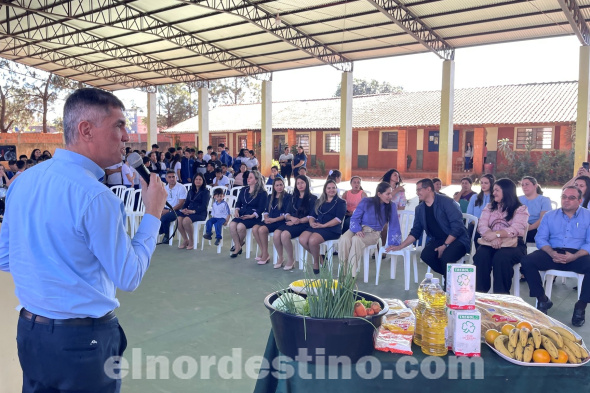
203, 188, 231, 246
229, 171, 268, 258
341, 176, 368, 233
473, 178, 529, 294
454, 177, 476, 213
338, 181, 401, 278
252, 177, 291, 266
299, 179, 347, 274
177, 173, 210, 250
386, 178, 469, 283
467, 174, 495, 243
521, 186, 590, 327
272, 175, 317, 271
519, 176, 552, 243
159, 170, 187, 244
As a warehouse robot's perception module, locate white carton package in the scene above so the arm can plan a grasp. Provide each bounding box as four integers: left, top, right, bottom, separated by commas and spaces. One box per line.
446, 307, 455, 350
446, 264, 476, 310
452, 310, 481, 357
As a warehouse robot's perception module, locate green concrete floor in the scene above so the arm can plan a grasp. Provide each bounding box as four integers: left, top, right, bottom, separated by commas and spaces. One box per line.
116, 240, 590, 393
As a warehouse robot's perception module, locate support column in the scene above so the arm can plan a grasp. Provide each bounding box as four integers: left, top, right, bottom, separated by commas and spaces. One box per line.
198, 87, 209, 150
473, 127, 485, 175
396, 129, 407, 174
339, 71, 353, 180
438, 60, 455, 185
147, 92, 157, 150
575, 45, 590, 174
260, 80, 272, 176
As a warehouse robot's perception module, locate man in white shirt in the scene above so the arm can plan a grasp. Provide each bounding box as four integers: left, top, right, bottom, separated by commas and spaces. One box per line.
160, 170, 187, 243
203, 145, 213, 162
104, 161, 123, 187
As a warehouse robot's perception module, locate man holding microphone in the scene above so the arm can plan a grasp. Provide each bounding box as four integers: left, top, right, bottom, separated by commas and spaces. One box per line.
0, 88, 167, 392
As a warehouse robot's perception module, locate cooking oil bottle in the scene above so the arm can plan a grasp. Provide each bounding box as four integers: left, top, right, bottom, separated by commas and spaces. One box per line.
421, 277, 448, 356
413, 272, 433, 346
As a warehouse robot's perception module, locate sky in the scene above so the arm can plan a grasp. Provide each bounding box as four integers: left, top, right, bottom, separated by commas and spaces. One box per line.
113, 35, 582, 113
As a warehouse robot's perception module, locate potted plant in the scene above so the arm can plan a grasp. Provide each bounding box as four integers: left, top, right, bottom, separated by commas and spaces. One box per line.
264, 258, 389, 363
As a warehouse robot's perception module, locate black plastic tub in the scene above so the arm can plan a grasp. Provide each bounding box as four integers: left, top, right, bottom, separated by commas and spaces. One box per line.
263, 290, 389, 363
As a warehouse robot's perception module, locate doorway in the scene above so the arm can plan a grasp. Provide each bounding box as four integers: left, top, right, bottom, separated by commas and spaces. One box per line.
273, 135, 286, 160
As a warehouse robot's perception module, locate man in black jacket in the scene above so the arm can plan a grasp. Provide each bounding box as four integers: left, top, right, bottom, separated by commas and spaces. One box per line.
387, 178, 469, 281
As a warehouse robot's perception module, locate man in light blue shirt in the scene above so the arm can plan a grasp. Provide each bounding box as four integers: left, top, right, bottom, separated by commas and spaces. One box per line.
0, 88, 167, 392
521, 186, 590, 327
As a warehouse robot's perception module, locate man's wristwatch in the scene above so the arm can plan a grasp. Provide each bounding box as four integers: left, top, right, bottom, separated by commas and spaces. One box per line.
444, 243, 450, 248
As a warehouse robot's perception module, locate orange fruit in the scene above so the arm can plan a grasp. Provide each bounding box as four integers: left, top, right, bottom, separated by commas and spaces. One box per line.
501, 323, 516, 336
516, 321, 533, 331
533, 349, 551, 363
550, 349, 568, 363
485, 329, 501, 345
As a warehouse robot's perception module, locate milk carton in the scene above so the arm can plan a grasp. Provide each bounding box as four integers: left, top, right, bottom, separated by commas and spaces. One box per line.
446, 264, 476, 310
452, 310, 481, 357
446, 307, 455, 350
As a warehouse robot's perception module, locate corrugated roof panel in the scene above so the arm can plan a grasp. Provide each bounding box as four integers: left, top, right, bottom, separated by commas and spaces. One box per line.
437, 14, 569, 38
163, 81, 579, 133
447, 25, 573, 48
345, 45, 429, 59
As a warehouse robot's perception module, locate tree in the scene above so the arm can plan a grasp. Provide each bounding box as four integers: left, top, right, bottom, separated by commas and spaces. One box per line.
157, 84, 193, 129
24, 70, 78, 133
211, 77, 261, 106
0, 61, 34, 133
333, 78, 403, 97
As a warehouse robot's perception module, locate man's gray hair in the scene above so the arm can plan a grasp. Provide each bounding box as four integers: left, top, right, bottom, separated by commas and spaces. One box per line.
63, 88, 125, 146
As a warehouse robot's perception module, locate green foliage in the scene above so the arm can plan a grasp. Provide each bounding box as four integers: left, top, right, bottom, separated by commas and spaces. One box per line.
317, 159, 326, 176
496, 137, 574, 184
334, 77, 403, 97
271, 159, 280, 169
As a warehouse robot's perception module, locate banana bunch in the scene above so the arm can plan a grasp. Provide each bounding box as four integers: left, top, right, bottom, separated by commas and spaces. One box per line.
491, 325, 588, 365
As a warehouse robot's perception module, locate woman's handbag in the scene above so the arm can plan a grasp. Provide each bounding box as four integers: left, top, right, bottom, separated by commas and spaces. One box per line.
477, 236, 517, 248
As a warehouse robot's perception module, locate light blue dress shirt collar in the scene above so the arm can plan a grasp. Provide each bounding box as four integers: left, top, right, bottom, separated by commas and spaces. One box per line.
53, 148, 105, 180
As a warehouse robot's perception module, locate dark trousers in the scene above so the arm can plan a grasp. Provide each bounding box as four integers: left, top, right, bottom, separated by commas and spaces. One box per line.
473, 241, 526, 294
280, 167, 292, 186
159, 209, 179, 235
17, 314, 127, 393
420, 238, 468, 281
206, 217, 226, 239
342, 215, 351, 234
525, 228, 537, 244
521, 249, 590, 303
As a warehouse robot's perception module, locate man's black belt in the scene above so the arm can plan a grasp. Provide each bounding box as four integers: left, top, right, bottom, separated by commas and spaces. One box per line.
19, 309, 116, 326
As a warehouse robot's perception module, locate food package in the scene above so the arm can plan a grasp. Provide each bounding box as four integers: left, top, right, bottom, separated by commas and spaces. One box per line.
446, 264, 476, 310
375, 327, 413, 355
375, 298, 415, 355
475, 292, 573, 333
446, 307, 454, 350
452, 310, 481, 357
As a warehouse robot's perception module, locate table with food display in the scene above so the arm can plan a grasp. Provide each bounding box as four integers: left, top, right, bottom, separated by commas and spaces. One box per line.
254, 264, 590, 393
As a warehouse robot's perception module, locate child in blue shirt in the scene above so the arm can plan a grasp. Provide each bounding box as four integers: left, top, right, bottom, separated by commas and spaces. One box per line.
203, 188, 231, 245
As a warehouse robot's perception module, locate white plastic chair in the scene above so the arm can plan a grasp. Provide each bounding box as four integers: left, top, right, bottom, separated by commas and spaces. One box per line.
285, 186, 294, 194
183, 183, 192, 193
231, 186, 244, 198
228, 178, 235, 188
178, 194, 214, 250
110, 185, 127, 201
265, 185, 273, 195
543, 270, 584, 300
460, 213, 478, 264
127, 189, 145, 237
362, 237, 382, 283
375, 211, 416, 290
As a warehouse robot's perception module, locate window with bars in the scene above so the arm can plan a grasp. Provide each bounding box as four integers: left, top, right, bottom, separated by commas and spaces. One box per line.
516, 127, 553, 150
381, 132, 398, 149
211, 136, 227, 149
324, 133, 340, 153
238, 136, 248, 150
296, 134, 310, 154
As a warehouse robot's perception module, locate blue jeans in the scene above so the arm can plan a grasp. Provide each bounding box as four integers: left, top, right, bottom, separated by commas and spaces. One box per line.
206, 217, 225, 239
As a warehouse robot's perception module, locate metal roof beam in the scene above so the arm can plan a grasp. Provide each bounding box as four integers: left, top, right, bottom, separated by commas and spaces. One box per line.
0, 37, 156, 91
366, 0, 454, 60
0, 5, 207, 84
558, 0, 590, 46
184, 0, 353, 72
0, 0, 271, 80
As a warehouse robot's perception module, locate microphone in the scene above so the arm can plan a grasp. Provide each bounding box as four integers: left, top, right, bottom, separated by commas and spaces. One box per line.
127, 152, 152, 185
127, 152, 175, 211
